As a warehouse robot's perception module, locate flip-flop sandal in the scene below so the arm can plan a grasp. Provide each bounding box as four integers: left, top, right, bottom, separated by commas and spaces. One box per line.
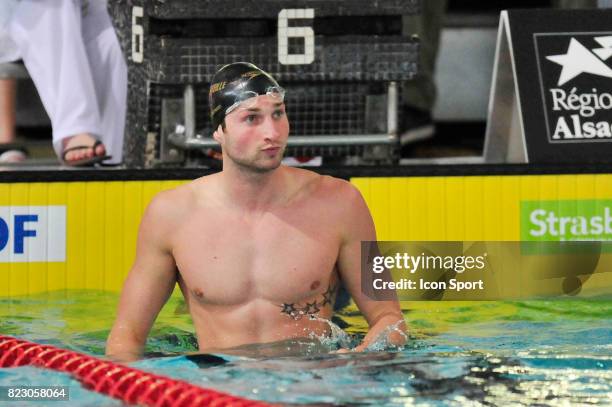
0, 143, 29, 163
61, 140, 111, 167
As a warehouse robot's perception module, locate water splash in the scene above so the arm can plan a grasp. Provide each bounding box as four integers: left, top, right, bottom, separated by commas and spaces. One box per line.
306, 316, 409, 352
364, 320, 408, 352
307, 315, 355, 350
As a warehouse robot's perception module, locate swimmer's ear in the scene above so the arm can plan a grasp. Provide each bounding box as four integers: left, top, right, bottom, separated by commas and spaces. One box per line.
212, 124, 225, 143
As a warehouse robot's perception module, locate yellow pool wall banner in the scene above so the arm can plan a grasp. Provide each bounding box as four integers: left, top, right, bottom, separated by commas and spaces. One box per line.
0, 180, 184, 297
0, 173, 611, 297
353, 174, 612, 241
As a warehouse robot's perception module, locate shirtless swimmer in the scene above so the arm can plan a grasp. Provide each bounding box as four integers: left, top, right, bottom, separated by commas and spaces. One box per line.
106, 62, 406, 361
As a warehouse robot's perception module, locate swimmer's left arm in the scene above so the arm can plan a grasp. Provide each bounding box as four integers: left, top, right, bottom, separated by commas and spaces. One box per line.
336, 182, 407, 351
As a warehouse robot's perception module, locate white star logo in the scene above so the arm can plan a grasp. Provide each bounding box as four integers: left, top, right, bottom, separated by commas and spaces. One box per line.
546, 37, 612, 86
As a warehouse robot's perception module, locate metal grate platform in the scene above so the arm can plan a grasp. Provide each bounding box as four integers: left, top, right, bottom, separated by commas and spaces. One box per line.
109, 0, 420, 167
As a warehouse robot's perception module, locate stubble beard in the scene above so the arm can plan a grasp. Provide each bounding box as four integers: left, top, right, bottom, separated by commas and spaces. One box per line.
226, 146, 285, 175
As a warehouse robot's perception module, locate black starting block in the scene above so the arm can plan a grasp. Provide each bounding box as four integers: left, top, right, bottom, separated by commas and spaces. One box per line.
109, 0, 419, 168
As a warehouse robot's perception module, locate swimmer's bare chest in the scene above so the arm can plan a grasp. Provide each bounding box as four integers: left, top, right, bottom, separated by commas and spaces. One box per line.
171, 204, 342, 310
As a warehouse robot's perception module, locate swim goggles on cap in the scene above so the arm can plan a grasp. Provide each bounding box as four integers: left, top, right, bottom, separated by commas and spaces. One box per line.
225, 86, 286, 115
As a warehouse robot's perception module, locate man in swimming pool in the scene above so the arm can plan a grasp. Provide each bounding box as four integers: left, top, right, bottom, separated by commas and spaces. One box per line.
106, 62, 406, 361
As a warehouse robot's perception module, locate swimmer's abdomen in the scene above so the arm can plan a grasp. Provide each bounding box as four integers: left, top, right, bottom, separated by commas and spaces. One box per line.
188, 298, 334, 351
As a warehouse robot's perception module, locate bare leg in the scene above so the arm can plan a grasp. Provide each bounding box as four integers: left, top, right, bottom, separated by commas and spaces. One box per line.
0, 78, 27, 163
0, 78, 17, 144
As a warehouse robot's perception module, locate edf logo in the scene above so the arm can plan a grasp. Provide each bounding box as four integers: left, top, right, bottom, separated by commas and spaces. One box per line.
0, 206, 66, 263
0, 214, 38, 254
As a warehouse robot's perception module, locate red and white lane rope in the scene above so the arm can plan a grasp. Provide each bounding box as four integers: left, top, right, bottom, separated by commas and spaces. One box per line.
0, 335, 272, 407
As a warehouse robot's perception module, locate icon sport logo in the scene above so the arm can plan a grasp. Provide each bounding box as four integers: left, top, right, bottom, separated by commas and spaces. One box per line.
546, 36, 612, 86
535, 33, 612, 143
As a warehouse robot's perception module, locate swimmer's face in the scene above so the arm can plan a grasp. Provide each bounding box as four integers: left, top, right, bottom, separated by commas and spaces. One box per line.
215, 94, 289, 173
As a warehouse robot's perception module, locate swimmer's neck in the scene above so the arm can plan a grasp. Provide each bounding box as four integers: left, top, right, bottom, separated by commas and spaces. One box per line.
219, 164, 289, 211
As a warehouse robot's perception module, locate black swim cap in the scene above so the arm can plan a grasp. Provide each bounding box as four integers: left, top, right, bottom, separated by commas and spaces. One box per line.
209, 62, 283, 131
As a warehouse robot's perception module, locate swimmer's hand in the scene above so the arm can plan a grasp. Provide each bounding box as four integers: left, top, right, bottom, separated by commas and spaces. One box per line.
359, 313, 408, 351
332, 315, 406, 354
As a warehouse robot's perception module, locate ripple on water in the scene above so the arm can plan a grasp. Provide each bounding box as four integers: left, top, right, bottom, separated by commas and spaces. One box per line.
0, 292, 610, 406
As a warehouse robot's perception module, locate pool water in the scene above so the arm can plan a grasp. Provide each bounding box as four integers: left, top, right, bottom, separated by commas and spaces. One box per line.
1, 291, 610, 406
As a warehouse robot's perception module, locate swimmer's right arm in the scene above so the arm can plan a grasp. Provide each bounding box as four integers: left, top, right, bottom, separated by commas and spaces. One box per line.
106, 194, 179, 362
